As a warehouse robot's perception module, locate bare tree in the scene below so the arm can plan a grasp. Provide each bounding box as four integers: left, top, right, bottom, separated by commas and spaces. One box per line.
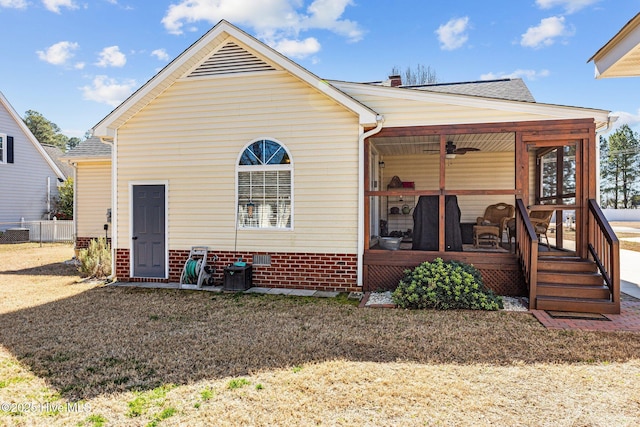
390, 64, 438, 85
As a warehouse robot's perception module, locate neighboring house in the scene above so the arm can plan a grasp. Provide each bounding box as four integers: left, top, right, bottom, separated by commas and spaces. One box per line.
0, 91, 66, 227
589, 12, 640, 78
86, 20, 619, 313
63, 137, 112, 247
42, 144, 73, 180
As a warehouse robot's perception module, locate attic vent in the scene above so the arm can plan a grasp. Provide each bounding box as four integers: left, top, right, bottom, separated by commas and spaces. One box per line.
252, 254, 271, 266
188, 42, 275, 77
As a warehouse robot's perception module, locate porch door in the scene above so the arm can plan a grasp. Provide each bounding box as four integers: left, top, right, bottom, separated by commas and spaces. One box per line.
132, 185, 166, 278
530, 141, 580, 253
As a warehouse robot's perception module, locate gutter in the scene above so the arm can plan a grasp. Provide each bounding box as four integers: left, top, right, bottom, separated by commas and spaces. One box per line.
357, 114, 384, 288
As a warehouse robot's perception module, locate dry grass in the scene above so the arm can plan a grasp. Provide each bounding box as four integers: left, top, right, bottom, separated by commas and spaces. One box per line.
0, 244, 639, 426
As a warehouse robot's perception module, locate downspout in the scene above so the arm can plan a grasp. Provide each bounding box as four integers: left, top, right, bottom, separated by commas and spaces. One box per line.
99, 134, 117, 281
358, 114, 384, 288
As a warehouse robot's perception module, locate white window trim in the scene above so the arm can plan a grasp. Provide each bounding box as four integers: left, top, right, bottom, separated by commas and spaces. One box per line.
235, 138, 294, 231
0, 133, 6, 163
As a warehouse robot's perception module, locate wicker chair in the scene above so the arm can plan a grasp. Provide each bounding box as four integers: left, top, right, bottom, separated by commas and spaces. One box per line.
529, 210, 554, 249
475, 203, 515, 245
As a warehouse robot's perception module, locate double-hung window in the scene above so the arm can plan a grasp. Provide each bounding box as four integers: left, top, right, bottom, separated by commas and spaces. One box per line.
0, 133, 13, 164
237, 139, 292, 229
0, 133, 5, 163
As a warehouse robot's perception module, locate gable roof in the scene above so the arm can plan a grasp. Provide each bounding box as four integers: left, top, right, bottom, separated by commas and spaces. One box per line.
329, 80, 610, 131
0, 91, 66, 180
41, 144, 73, 178
93, 20, 378, 137
407, 78, 535, 102
63, 137, 111, 162
589, 13, 640, 78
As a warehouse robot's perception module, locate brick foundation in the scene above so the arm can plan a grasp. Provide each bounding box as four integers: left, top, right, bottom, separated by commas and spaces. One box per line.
76, 237, 112, 249
115, 249, 359, 292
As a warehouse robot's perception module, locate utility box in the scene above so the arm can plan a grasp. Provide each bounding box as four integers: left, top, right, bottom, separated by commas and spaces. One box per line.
223, 264, 252, 291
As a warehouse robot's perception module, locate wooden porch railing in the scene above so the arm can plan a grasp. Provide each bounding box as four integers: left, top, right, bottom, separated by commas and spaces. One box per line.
515, 199, 539, 310
587, 199, 620, 305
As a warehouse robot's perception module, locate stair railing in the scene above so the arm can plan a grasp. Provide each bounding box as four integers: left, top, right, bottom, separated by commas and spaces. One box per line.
515, 199, 539, 310
587, 199, 620, 306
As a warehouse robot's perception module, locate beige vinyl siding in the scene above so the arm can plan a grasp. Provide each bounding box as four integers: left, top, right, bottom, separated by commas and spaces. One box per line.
76, 161, 111, 238
353, 94, 553, 127
106, 32, 234, 131
381, 152, 515, 223
116, 71, 360, 253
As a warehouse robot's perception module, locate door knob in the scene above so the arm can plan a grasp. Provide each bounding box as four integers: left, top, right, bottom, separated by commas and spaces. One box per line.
132, 236, 138, 240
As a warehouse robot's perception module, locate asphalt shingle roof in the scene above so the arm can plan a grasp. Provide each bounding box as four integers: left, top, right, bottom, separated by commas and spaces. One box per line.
407, 78, 536, 102
63, 137, 111, 159
41, 144, 74, 178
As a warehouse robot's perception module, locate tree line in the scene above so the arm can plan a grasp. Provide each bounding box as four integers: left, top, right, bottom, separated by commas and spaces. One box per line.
23, 110, 85, 152
600, 124, 640, 209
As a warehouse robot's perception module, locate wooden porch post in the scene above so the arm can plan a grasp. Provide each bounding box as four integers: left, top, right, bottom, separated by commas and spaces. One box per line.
439, 134, 446, 252
515, 131, 527, 203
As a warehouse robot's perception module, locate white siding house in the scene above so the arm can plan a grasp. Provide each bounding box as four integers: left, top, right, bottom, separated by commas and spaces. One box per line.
0, 92, 66, 228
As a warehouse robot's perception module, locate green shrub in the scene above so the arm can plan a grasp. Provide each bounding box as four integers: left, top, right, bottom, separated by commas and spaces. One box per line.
392, 258, 503, 310
77, 237, 112, 278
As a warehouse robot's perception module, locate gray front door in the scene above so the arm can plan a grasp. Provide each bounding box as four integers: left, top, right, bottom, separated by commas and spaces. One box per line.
132, 185, 166, 278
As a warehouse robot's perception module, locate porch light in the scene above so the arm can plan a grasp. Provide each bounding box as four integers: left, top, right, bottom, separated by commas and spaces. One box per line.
445, 153, 456, 159
378, 161, 385, 168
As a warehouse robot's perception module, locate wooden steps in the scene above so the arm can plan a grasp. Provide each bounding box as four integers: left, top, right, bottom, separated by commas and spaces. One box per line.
535, 296, 620, 314
534, 257, 619, 314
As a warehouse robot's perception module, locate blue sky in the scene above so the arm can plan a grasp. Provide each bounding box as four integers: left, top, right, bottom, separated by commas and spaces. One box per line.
0, 0, 639, 139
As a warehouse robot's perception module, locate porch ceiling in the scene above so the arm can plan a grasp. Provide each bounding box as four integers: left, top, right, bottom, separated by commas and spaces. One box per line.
370, 132, 515, 156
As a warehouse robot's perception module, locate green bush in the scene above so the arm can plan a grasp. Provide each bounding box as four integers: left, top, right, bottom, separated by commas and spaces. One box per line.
77, 237, 112, 278
392, 258, 503, 310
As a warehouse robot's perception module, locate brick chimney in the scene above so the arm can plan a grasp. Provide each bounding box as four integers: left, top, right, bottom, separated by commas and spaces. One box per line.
388, 75, 402, 87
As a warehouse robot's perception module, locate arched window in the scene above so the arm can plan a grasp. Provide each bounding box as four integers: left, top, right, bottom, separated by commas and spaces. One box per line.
237, 139, 292, 229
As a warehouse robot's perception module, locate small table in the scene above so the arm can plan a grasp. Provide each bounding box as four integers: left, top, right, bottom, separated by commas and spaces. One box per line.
473, 225, 500, 248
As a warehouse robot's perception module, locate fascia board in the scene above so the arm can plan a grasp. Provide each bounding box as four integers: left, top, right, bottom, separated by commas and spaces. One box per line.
93, 21, 378, 136
331, 81, 610, 126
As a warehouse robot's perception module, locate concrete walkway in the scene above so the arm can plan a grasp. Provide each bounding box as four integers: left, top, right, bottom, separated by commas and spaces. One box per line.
620, 248, 640, 299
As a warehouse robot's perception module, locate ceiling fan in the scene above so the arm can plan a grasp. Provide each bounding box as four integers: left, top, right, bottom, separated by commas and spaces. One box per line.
423, 141, 481, 157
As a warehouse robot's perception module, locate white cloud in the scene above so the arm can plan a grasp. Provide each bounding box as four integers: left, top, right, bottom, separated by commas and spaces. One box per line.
481, 69, 551, 81
160, 0, 363, 59
96, 46, 127, 67
0, 0, 27, 8
435, 17, 470, 51
36, 41, 79, 65
610, 109, 640, 133
266, 37, 321, 58
151, 48, 170, 61
520, 16, 573, 48
535, 0, 600, 14
42, 0, 78, 13
80, 75, 137, 107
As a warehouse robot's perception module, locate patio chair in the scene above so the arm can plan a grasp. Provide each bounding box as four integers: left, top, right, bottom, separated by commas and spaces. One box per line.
529, 210, 554, 249
475, 203, 515, 245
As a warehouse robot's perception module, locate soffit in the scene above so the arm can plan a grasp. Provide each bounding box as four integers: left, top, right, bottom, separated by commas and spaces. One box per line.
589, 13, 640, 78
371, 132, 515, 157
